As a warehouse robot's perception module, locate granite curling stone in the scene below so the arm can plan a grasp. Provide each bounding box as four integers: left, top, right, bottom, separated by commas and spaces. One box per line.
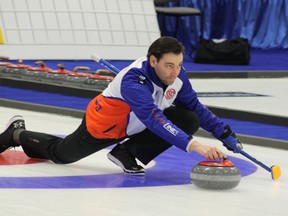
190, 158, 241, 190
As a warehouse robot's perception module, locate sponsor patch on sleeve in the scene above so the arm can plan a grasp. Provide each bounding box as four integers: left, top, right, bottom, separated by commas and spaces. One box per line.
163, 123, 179, 136
138, 75, 146, 84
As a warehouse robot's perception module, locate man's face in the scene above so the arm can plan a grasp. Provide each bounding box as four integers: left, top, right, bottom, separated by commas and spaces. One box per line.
150, 52, 183, 85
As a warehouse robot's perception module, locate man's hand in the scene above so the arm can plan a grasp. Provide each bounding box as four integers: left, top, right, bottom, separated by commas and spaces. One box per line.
220, 125, 243, 153
187, 140, 226, 160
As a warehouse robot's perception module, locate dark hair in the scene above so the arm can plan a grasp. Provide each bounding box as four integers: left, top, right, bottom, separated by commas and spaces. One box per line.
146, 36, 185, 61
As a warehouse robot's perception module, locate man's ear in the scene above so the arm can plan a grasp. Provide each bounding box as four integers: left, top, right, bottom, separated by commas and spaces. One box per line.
149, 55, 157, 67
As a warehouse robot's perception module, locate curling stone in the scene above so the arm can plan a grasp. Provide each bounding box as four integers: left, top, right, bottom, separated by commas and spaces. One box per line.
190, 158, 241, 190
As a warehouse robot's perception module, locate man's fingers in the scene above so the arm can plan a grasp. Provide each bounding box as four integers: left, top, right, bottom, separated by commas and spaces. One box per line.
206, 147, 225, 160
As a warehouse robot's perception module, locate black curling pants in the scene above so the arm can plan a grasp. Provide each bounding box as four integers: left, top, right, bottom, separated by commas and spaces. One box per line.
19, 119, 124, 164
19, 106, 199, 164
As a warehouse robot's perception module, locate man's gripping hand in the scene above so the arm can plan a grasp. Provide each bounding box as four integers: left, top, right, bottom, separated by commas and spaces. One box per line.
220, 125, 243, 153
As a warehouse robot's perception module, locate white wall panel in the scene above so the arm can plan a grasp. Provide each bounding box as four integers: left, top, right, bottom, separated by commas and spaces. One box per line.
70, 13, 85, 29
122, 14, 135, 31
2, 13, 17, 28
96, 13, 110, 30
74, 31, 87, 44
0, 0, 13, 9
58, 13, 72, 29
30, 13, 45, 29
6, 30, 20, 43
83, 13, 97, 29
87, 31, 100, 44
17, 13, 31, 29
80, 0, 93, 12
54, 0, 67, 10
47, 30, 61, 43
60, 30, 74, 44
40, 0, 54, 10
34, 30, 47, 43
43, 13, 58, 29
66, 0, 81, 10
14, 0, 27, 10
27, 0, 41, 10
0, 0, 160, 60
20, 30, 34, 43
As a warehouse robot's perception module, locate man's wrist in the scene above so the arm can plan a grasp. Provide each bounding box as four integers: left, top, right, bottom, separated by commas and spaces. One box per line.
186, 138, 196, 152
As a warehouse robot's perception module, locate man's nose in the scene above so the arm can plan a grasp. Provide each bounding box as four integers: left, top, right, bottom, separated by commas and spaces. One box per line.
172, 66, 180, 75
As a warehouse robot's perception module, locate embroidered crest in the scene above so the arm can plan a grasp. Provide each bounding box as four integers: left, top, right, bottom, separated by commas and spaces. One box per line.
165, 88, 176, 100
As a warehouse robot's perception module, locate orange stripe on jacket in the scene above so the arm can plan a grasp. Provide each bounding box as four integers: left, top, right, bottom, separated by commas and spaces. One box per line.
85, 94, 130, 139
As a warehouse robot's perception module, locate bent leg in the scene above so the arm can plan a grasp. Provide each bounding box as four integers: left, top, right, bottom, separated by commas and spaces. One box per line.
123, 106, 200, 165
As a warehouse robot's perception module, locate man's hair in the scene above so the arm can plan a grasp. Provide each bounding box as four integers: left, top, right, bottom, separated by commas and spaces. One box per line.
147, 36, 185, 61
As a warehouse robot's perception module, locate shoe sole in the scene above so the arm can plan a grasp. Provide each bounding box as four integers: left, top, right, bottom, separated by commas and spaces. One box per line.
107, 152, 146, 175
5, 115, 25, 131
0, 115, 24, 154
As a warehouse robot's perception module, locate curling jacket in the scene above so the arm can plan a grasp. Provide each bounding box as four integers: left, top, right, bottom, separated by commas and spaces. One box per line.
85, 57, 226, 152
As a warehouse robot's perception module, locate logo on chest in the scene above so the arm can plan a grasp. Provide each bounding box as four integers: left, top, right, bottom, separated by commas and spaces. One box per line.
165, 88, 176, 100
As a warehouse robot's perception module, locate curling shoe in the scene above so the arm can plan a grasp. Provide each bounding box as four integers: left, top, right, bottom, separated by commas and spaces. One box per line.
107, 144, 145, 175
0, 115, 26, 153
